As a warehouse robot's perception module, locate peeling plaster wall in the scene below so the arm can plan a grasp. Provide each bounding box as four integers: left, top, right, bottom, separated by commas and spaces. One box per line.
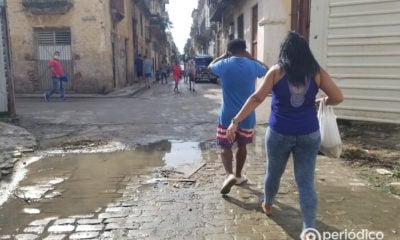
7, 0, 115, 93
111, 0, 137, 89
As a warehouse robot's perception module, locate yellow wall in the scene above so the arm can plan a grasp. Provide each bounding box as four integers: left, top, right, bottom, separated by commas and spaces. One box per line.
7, 0, 136, 93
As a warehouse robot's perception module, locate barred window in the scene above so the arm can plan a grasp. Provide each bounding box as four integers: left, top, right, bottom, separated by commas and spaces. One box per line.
37, 29, 71, 46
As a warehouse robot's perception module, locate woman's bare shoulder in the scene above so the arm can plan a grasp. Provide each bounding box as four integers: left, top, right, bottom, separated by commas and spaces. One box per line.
268, 64, 284, 84
269, 64, 280, 72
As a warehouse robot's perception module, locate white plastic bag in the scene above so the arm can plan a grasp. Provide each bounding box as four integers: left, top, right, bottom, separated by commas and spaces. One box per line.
318, 98, 342, 158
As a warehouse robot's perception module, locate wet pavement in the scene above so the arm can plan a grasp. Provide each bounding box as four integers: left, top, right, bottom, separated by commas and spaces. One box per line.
0, 132, 399, 239
0, 81, 399, 239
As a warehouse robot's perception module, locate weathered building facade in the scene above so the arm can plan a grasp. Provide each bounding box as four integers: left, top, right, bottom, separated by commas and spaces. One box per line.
193, 0, 311, 66
132, 0, 170, 73
194, 0, 292, 122
194, 0, 400, 124
7, 0, 170, 94
195, 0, 292, 66
191, 0, 213, 55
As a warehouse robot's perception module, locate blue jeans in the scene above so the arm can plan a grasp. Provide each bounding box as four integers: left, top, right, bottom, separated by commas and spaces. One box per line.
264, 127, 321, 229
45, 77, 65, 100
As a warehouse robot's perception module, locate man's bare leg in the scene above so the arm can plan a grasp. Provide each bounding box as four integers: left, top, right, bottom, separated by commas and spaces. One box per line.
220, 145, 236, 194
235, 142, 247, 178
221, 146, 233, 174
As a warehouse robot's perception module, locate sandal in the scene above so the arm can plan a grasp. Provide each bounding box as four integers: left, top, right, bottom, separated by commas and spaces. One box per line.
261, 202, 272, 216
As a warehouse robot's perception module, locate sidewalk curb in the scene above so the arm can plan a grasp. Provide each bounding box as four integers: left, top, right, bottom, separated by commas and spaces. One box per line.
15, 85, 146, 99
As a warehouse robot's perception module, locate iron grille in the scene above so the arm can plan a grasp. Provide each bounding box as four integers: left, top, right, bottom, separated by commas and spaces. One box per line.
37, 30, 71, 46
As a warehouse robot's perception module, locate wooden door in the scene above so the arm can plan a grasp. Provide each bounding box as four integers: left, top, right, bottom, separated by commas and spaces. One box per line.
291, 0, 310, 41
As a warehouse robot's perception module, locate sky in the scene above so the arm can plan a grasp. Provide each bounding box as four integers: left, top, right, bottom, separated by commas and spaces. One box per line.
166, 0, 198, 54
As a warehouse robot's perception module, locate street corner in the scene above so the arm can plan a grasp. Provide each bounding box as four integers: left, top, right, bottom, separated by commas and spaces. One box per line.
0, 122, 37, 151
0, 122, 37, 180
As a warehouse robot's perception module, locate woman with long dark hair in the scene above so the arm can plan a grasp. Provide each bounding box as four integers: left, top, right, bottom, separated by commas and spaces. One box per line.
226, 31, 343, 230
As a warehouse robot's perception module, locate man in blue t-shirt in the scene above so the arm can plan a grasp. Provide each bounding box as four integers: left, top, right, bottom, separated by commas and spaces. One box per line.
209, 39, 268, 195
143, 55, 152, 88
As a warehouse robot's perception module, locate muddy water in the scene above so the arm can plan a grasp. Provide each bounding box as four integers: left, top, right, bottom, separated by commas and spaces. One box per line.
0, 140, 205, 235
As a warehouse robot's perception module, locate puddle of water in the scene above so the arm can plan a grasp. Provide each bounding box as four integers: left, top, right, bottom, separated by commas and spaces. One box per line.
163, 140, 205, 178
164, 141, 202, 167
0, 140, 207, 235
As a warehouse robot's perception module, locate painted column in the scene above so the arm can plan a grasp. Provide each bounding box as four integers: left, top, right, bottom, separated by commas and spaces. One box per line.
256, 0, 291, 124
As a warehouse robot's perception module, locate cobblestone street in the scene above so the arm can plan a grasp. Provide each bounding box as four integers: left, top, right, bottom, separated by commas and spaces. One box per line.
1, 0, 400, 238
0, 82, 399, 240
2, 130, 399, 240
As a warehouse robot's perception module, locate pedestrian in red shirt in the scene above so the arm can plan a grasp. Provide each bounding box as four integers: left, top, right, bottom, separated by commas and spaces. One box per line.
43, 51, 66, 101
172, 61, 182, 93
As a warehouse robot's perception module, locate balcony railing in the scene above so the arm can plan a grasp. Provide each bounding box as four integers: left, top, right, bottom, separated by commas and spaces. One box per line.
210, 0, 237, 22
209, 0, 226, 22
22, 0, 72, 14
110, 0, 125, 22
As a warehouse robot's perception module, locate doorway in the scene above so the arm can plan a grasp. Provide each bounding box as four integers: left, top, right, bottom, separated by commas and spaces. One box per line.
34, 28, 73, 91
291, 0, 311, 41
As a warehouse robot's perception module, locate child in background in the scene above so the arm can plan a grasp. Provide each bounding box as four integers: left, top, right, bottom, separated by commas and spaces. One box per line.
172, 61, 182, 93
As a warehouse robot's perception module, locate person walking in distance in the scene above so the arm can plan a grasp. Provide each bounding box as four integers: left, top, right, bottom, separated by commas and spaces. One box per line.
160, 61, 168, 84
187, 58, 196, 92
183, 61, 189, 83
143, 55, 152, 88
135, 54, 143, 82
208, 39, 268, 194
226, 31, 343, 231
172, 61, 182, 93
43, 51, 66, 101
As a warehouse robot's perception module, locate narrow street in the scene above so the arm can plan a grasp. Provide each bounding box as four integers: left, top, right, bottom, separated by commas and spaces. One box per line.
13, 80, 220, 150
0, 79, 399, 240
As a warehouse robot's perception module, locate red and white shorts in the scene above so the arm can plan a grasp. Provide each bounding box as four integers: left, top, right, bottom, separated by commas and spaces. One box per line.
216, 124, 254, 146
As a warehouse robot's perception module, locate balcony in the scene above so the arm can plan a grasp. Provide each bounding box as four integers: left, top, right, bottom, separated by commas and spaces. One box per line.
22, 0, 72, 15
209, 0, 225, 22
210, 0, 237, 22
110, 0, 125, 22
195, 19, 211, 39
150, 14, 161, 25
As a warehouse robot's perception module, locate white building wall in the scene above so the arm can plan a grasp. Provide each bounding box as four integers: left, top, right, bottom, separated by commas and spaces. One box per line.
225, 0, 290, 66
0, 3, 7, 113
258, 0, 291, 66
229, 0, 256, 52
310, 0, 400, 124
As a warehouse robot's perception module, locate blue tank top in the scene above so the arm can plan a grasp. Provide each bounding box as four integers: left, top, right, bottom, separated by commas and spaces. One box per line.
269, 75, 319, 135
